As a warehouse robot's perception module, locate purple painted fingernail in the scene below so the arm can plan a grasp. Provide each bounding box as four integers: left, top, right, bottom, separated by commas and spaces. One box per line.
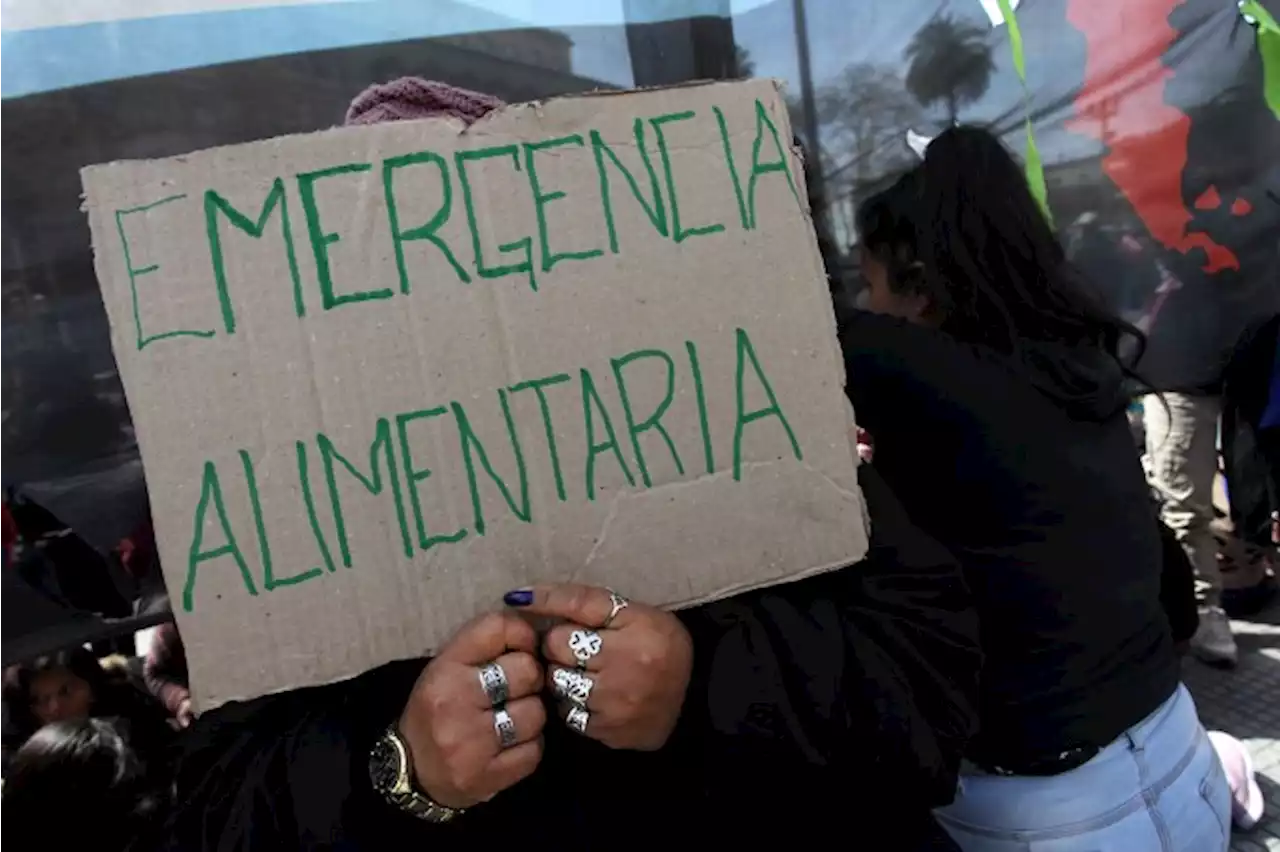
503, 589, 533, 607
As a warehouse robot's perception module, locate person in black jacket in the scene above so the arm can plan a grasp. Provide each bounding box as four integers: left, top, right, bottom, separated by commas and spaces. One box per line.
844, 126, 1230, 851
153, 463, 978, 850
1221, 314, 1280, 547
140, 77, 979, 852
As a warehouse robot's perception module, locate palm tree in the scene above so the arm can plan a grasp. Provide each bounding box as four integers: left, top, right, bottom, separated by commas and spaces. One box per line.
904, 15, 996, 124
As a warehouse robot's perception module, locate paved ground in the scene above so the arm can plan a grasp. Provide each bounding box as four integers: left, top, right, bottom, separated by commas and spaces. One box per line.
1183, 601, 1280, 852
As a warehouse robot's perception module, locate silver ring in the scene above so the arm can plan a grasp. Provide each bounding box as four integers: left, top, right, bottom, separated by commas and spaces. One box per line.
493, 707, 518, 749
565, 704, 590, 735
602, 589, 630, 628
477, 662, 509, 707
568, 629, 603, 667
551, 667, 595, 705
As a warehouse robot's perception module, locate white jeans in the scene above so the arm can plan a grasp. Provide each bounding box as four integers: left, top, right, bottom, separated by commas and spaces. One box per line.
1142, 393, 1221, 607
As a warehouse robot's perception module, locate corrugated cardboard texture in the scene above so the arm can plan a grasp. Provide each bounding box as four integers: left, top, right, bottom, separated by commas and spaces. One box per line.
81, 79, 867, 708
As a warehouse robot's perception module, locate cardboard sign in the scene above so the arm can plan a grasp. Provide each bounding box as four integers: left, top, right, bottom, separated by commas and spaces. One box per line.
82, 79, 867, 707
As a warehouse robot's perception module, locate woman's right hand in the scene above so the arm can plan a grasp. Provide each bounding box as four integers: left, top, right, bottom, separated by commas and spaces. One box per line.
398, 612, 546, 809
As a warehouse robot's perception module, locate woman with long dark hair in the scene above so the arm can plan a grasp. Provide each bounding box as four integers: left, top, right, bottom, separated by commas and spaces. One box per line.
843, 126, 1231, 850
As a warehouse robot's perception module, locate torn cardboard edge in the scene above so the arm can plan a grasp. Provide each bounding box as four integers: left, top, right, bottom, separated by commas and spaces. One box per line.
200, 544, 867, 710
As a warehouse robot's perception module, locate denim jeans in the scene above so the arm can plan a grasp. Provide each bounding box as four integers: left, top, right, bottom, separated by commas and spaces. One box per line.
935, 685, 1231, 851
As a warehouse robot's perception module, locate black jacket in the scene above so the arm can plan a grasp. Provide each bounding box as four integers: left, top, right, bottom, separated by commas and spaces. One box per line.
1221, 312, 1280, 546
1158, 519, 1199, 647
841, 312, 1178, 765
156, 466, 979, 850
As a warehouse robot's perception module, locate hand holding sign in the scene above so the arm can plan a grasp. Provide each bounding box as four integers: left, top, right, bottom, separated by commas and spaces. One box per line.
399, 612, 546, 808
508, 584, 693, 751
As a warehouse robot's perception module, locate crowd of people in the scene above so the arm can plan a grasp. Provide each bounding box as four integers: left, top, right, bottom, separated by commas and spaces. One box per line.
2, 78, 1276, 851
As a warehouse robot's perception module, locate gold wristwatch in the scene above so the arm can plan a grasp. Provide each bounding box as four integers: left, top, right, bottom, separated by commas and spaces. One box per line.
368, 726, 463, 823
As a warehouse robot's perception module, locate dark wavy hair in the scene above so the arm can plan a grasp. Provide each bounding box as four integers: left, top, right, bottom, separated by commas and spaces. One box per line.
855, 126, 1147, 373
3, 718, 170, 851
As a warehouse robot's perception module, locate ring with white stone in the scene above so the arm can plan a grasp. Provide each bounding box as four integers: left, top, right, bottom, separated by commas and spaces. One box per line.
551, 667, 595, 705
493, 707, 518, 749
568, 629, 603, 668
477, 662, 509, 707
565, 704, 590, 735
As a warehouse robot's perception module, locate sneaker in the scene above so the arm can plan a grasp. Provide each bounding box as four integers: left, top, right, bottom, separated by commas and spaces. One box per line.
1191, 607, 1238, 667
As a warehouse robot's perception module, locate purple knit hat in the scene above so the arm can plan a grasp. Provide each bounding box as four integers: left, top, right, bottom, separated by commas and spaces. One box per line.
344, 77, 505, 126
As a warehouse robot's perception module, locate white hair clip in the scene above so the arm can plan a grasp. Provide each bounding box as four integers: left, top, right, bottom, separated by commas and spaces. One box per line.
906, 129, 933, 160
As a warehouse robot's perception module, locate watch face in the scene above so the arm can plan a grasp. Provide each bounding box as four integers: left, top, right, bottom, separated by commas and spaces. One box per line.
369, 736, 400, 792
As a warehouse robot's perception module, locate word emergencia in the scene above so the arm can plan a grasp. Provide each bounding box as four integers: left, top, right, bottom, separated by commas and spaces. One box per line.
82, 79, 868, 708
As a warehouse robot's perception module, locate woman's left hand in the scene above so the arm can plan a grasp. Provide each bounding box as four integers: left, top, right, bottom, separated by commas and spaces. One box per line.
504, 584, 692, 751
175, 697, 196, 728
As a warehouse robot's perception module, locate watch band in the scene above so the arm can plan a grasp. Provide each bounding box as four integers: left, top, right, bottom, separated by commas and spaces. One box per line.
387, 786, 461, 823
373, 726, 464, 824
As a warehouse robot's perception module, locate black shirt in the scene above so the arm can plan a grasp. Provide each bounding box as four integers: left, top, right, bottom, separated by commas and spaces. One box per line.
841, 312, 1178, 764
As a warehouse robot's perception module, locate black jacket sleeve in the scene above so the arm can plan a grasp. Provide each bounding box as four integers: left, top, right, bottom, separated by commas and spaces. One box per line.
159, 659, 426, 851
1157, 519, 1199, 646
671, 464, 980, 813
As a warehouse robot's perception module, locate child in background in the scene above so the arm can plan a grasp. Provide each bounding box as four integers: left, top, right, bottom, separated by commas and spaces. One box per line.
3, 717, 171, 851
